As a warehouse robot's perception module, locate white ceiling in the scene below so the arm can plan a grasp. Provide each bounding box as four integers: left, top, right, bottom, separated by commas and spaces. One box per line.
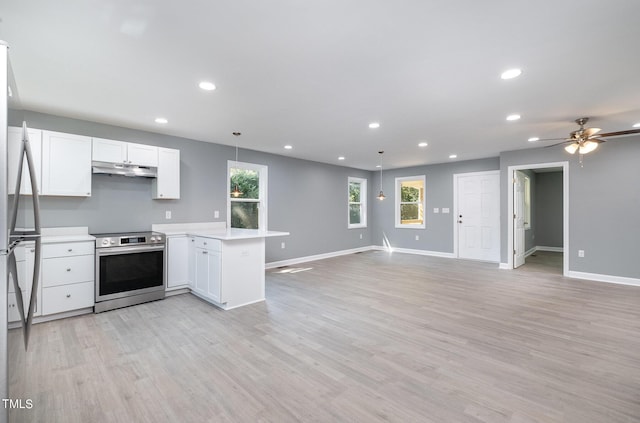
2, 0, 640, 170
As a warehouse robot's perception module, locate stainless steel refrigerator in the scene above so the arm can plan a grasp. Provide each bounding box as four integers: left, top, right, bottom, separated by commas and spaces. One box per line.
1, 41, 42, 423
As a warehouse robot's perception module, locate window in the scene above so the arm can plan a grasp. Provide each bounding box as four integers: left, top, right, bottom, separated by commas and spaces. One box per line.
524, 175, 531, 229
395, 175, 426, 228
228, 161, 268, 230
348, 177, 367, 228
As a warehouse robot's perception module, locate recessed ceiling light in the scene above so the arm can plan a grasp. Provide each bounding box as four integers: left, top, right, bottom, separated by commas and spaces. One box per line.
369, 122, 380, 129
506, 114, 521, 121
284, 145, 293, 150
338, 156, 345, 161
449, 154, 457, 159
154, 117, 168, 124
633, 122, 640, 128
528, 137, 539, 142
418, 142, 428, 147
198, 81, 216, 91
501, 68, 522, 80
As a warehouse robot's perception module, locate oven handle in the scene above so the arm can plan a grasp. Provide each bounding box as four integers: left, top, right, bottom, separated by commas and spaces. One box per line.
96, 245, 166, 256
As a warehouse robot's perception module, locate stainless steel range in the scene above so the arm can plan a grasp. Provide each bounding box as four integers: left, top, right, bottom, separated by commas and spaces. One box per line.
93, 231, 166, 313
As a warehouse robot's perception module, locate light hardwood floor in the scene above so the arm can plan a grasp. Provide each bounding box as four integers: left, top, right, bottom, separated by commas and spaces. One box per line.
9, 251, 640, 422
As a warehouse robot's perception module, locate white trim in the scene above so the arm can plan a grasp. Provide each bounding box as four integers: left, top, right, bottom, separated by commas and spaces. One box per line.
166, 287, 190, 296
348, 176, 368, 229
453, 170, 500, 259
372, 245, 456, 259
525, 247, 536, 258
536, 246, 564, 253
395, 175, 426, 229
567, 271, 640, 287
507, 161, 569, 276
265, 246, 375, 269
499, 263, 510, 270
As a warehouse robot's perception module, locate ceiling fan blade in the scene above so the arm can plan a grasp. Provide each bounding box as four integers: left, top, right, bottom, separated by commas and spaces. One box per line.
583, 127, 601, 137
543, 140, 573, 148
598, 129, 640, 138
589, 138, 606, 144
531, 137, 570, 142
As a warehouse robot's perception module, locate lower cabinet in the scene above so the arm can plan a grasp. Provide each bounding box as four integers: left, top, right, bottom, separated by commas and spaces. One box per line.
193, 239, 222, 303
40, 240, 95, 316
166, 236, 189, 289
8, 243, 41, 323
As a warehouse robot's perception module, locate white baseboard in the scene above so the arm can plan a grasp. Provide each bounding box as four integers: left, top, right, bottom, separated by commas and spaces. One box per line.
525, 247, 536, 258
266, 246, 376, 269
536, 246, 564, 253
566, 271, 640, 287
499, 263, 510, 270
371, 245, 456, 259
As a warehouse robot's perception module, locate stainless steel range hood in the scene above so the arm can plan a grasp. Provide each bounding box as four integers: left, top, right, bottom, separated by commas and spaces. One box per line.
92, 161, 157, 178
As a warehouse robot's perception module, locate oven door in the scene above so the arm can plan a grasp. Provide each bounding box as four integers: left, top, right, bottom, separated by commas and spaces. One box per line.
95, 244, 165, 302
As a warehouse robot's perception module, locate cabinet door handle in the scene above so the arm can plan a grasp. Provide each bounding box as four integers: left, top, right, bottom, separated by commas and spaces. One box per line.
66, 294, 71, 298
66, 268, 71, 272
68, 249, 73, 252
204, 242, 207, 245
202, 251, 208, 255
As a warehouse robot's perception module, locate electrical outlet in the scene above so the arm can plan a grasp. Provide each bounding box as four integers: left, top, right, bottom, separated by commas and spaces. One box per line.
165, 211, 172, 220
433, 208, 440, 213
359, 233, 363, 239
415, 235, 419, 241
281, 242, 286, 249
442, 208, 450, 214
578, 250, 585, 258
214, 210, 220, 219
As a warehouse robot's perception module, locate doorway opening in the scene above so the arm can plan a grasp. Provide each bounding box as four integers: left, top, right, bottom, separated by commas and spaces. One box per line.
507, 162, 568, 276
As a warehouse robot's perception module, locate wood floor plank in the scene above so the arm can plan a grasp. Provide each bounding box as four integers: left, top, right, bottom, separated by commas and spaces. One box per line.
8, 250, 640, 422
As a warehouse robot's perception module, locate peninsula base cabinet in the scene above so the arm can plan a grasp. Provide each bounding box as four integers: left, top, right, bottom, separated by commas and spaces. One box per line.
187, 237, 265, 310
166, 235, 189, 290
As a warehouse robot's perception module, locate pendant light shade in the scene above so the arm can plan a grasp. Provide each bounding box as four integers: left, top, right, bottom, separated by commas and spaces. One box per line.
231, 132, 243, 198
377, 151, 385, 201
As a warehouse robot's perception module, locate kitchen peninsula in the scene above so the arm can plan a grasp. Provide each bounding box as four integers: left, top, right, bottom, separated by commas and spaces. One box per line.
153, 222, 288, 310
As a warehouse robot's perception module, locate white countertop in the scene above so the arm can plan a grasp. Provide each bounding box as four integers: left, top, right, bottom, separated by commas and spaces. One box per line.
40, 227, 95, 244
161, 228, 289, 240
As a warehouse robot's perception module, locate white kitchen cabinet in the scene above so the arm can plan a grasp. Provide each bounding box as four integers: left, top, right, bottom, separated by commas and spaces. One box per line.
41, 240, 94, 316
192, 239, 222, 302
92, 138, 159, 167
41, 130, 92, 196
187, 237, 196, 289
166, 236, 189, 290
9, 243, 42, 323
152, 147, 180, 199
8, 126, 42, 195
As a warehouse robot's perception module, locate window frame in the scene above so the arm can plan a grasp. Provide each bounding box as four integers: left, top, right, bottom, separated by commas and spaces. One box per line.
395, 175, 426, 229
227, 160, 268, 230
347, 177, 367, 229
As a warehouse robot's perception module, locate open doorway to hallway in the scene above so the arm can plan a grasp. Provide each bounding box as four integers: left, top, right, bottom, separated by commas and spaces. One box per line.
507, 162, 569, 276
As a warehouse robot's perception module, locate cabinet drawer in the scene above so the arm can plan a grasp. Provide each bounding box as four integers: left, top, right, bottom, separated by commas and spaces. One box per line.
195, 237, 221, 252
43, 242, 94, 258
42, 255, 94, 287
42, 282, 94, 315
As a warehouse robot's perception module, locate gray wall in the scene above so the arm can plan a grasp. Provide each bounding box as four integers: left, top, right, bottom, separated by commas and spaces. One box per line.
500, 135, 640, 279
534, 171, 563, 248
9, 111, 372, 262
370, 158, 500, 253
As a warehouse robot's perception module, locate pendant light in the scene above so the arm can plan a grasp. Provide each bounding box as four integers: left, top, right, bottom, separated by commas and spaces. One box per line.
231, 132, 243, 198
377, 150, 386, 200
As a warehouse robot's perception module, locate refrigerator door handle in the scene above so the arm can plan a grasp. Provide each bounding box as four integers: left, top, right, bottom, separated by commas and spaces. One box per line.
8, 121, 43, 349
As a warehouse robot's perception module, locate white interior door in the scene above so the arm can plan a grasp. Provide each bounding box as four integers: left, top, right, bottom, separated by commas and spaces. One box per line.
513, 171, 526, 268
457, 172, 500, 262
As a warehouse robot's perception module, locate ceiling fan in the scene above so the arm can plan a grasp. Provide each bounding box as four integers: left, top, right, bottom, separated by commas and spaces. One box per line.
535, 117, 640, 164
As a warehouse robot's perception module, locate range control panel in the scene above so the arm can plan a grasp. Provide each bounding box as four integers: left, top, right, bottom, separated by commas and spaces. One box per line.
94, 232, 165, 248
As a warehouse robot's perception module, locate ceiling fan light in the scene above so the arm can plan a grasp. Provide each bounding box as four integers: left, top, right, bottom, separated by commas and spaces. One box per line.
579, 140, 599, 154
564, 143, 579, 154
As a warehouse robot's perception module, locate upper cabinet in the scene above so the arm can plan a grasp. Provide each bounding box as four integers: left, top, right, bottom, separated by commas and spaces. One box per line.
41, 130, 92, 197
152, 147, 180, 199
92, 138, 158, 167
8, 126, 42, 195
